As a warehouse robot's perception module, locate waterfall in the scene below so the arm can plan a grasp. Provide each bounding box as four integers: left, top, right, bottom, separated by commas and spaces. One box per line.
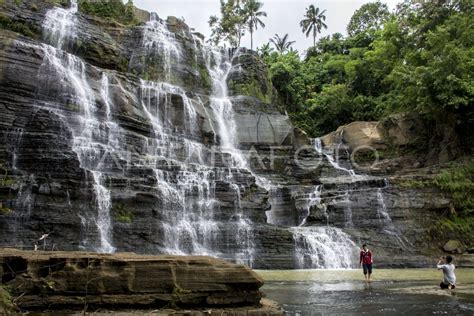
313, 138, 356, 177
26, 2, 397, 268
139, 78, 221, 257
298, 185, 324, 226
292, 226, 358, 269
91, 171, 115, 253
43, 0, 78, 49
42, 0, 115, 253
376, 187, 411, 249
287, 138, 362, 268
141, 13, 181, 81
204, 47, 247, 169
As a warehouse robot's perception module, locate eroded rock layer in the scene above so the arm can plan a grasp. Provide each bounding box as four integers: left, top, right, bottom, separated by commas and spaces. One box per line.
0, 249, 278, 312
0, 0, 464, 270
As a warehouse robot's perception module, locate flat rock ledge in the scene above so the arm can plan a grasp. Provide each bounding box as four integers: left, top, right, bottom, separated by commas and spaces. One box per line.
0, 249, 283, 315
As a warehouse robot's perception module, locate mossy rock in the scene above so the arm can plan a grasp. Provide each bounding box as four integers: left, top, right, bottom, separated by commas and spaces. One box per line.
78, 0, 138, 26
443, 239, 464, 254
0, 13, 40, 38
113, 204, 134, 223
0, 285, 14, 313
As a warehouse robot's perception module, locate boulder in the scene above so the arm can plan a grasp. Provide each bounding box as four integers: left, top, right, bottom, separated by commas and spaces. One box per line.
443, 240, 464, 254
321, 121, 385, 151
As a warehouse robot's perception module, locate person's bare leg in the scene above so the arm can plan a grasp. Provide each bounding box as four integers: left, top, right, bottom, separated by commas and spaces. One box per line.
368, 273, 372, 282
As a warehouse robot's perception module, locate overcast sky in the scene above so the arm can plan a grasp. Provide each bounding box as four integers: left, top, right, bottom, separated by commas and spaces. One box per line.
132, 0, 400, 52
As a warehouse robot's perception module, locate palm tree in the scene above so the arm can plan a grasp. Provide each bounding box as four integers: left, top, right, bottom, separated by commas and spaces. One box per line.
243, 0, 266, 50
257, 42, 274, 58
269, 34, 295, 54
300, 5, 327, 46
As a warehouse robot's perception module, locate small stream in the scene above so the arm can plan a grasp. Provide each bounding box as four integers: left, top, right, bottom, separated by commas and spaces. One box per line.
258, 269, 474, 315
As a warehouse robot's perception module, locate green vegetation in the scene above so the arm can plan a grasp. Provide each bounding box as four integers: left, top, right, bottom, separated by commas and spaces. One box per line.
0, 166, 17, 187
399, 159, 474, 215
0, 202, 12, 215
269, 34, 295, 54
45, 0, 69, 6
113, 204, 134, 223
198, 64, 212, 91
0, 13, 38, 38
78, 0, 137, 25
433, 215, 474, 244
230, 80, 271, 104
258, 0, 473, 141
434, 161, 474, 214
209, 0, 267, 47
0, 285, 14, 313
300, 5, 327, 46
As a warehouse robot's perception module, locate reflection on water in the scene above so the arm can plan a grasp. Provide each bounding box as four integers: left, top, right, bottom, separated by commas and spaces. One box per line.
258, 269, 474, 315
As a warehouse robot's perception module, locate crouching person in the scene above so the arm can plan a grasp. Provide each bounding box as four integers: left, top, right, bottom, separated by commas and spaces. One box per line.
437, 255, 456, 289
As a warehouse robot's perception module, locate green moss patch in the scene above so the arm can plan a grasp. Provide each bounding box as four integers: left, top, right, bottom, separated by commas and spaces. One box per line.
432, 215, 474, 245
434, 160, 474, 214
78, 0, 138, 26
0, 13, 39, 38
0, 285, 14, 313
113, 204, 134, 223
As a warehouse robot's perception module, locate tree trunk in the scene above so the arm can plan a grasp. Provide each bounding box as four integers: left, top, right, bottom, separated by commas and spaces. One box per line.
251, 31, 254, 50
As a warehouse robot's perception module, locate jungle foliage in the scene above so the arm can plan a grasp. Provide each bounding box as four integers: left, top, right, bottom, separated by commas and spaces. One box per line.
260, 0, 473, 139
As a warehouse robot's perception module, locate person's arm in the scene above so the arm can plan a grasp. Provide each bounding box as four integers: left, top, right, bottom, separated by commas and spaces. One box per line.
359, 251, 362, 265
437, 258, 445, 269
369, 250, 373, 264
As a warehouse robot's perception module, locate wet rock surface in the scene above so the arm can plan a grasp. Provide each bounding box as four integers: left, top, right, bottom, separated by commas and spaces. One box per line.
0, 0, 464, 271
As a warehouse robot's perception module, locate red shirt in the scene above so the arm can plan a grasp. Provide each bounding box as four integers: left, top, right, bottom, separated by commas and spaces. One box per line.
360, 249, 373, 264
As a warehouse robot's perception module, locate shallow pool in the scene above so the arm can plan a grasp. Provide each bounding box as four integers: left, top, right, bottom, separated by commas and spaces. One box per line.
257, 269, 474, 315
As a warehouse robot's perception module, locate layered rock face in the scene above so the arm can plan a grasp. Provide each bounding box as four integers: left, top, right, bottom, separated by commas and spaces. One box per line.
0, 249, 283, 313
0, 0, 456, 269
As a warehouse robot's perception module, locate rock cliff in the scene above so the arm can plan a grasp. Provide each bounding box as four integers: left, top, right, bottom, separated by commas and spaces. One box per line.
0, 0, 468, 270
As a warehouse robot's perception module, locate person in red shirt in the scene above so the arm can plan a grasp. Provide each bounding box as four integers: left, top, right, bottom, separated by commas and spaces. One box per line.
359, 244, 373, 281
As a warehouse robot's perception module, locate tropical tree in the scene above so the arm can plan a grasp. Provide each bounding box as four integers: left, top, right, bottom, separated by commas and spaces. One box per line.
257, 42, 274, 58
347, 1, 390, 37
243, 0, 267, 50
269, 34, 295, 54
300, 5, 328, 46
208, 0, 246, 47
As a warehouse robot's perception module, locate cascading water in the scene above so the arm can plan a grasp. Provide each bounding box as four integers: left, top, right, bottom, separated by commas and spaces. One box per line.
8, 1, 403, 269
297, 185, 324, 226
287, 138, 364, 269
140, 13, 181, 82
313, 138, 356, 178
42, 0, 115, 253
204, 47, 248, 168
292, 226, 358, 269
128, 19, 258, 265
376, 187, 410, 249
43, 0, 78, 49
202, 46, 256, 265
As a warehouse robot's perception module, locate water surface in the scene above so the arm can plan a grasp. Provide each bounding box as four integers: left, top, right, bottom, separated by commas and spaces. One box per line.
257, 269, 474, 315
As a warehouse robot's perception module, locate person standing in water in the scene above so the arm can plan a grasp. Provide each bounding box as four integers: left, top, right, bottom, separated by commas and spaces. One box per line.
359, 244, 373, 281
437, 255, 456, 289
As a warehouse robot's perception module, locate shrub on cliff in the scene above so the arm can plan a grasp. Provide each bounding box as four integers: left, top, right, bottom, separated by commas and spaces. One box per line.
78, 0, 137, 25
434, 160, 474, 214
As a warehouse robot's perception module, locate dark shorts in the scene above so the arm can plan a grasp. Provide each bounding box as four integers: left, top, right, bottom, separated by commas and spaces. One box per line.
363, 263, 373, 275
440, 282, 455, 289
